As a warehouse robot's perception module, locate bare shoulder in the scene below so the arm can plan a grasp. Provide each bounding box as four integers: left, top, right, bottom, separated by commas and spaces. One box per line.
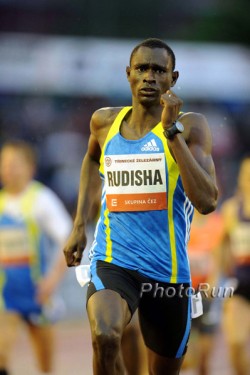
179, 111, 212, 146
90, 106, 123, 133
179, 111, 210, 131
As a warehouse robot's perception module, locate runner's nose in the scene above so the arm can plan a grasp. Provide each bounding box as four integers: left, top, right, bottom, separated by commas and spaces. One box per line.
143, 69, 156, 83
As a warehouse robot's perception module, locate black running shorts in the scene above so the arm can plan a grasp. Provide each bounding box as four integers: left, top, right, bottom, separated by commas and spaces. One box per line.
87, 260, 191, 358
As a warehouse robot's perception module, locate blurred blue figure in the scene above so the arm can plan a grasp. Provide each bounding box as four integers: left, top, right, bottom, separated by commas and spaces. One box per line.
0, 140, 72, 374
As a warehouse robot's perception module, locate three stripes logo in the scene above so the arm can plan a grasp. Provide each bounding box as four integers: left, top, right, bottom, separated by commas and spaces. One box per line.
141, 139, 159, 151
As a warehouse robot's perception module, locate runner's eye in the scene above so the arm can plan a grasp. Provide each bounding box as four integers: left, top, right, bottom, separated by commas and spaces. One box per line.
137, 66, 147, 72
154, 68, 165, 74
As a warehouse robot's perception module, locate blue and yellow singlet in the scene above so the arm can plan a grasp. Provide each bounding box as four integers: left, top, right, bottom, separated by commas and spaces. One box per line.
90, 107, 193, 283
0, 182, 46, 320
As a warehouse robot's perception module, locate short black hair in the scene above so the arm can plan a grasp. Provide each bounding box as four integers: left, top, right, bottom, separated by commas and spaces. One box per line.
129, 38, 176, 70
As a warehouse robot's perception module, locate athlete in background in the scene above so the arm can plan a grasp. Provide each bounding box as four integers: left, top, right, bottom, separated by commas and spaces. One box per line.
63, 38, 218, 374
181, 209, 224, 375
220, 156, 250, 375
0, 140, 72, 375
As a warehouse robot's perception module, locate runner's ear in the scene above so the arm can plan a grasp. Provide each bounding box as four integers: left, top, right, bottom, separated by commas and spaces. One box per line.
171, 71, 179, 87
126, 66, 131, 79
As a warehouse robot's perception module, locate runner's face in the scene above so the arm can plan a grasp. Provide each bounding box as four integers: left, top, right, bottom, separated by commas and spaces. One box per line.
127, 46, 176, 106
0, 148, 34, 191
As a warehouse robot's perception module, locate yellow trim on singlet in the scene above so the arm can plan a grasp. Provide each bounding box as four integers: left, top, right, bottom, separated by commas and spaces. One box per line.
99, 106, 132, 176
152, 124, 180, 283
0, 182, 43, 281
100, 107, 132, 262
0, 193, 5, 212
20, 182, 43, 281
104, 208, 113, 262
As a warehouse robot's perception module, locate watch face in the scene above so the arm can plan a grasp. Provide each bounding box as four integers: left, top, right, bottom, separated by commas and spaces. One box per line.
176, 121, 184, 133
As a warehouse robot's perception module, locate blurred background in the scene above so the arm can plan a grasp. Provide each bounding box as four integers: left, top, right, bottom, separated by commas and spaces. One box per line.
0, 0, 249, 373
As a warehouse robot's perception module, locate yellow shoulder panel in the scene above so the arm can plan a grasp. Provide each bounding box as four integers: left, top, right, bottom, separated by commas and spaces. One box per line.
99, 106, 132, 175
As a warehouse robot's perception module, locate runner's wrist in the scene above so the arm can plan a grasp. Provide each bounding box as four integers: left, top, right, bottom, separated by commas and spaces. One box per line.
163, 121, 184, 140
73, 220, 86, 229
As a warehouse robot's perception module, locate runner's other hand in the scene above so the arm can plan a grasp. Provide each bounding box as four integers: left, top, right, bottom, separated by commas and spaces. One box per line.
63, 225, 87, 267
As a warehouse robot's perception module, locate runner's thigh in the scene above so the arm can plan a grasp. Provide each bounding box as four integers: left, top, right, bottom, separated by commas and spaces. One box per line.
0, 311, 21, 367
138, 283, 191, 358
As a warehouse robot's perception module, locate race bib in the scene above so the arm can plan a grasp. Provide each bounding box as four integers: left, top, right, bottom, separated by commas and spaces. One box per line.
104, 153, 167, 212
0, 226, 32, 265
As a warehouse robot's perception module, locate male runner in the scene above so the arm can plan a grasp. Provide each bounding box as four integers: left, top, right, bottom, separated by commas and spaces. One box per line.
63, 38, 218, 375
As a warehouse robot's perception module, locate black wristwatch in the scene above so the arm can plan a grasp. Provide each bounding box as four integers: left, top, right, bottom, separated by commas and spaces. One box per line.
163, 121, 184, 139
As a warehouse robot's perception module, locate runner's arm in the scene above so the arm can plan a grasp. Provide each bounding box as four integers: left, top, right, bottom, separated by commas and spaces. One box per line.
168, 113, 218, 214
63, 114, 102, 267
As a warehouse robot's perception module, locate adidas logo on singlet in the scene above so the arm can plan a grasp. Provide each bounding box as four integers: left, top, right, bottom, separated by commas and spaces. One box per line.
141, 139, 160, 152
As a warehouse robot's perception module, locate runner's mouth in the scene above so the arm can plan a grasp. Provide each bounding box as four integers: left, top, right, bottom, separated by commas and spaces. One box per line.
140, 88, 157, 95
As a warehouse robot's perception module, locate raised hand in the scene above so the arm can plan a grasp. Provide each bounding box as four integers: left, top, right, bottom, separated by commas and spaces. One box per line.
160, 90, 183, 131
